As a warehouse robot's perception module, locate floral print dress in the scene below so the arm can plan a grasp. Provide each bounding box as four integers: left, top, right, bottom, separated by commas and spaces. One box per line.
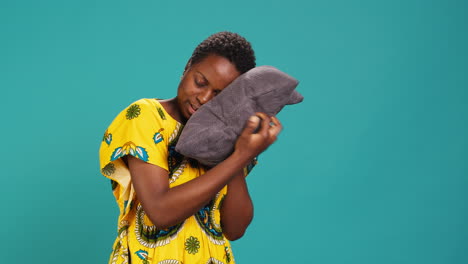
100, 98, 242, 264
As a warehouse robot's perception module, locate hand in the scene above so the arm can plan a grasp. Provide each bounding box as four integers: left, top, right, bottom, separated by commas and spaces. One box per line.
234, 112, 282, 161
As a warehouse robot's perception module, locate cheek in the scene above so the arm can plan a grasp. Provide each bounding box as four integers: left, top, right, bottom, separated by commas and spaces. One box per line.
178, 78, 195, 94
182, 84, 198, 97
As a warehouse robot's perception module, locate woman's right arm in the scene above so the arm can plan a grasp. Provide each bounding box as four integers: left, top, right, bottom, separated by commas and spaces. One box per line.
128, 113, 280, 229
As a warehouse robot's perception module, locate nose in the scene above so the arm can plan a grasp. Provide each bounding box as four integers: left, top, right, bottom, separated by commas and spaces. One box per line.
197, 89, 214, 105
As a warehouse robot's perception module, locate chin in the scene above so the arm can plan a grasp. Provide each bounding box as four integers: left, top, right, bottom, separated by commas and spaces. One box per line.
182, 112, 191, 121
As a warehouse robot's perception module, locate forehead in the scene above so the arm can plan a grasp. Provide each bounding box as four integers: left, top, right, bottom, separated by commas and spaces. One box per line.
192, 54, 240, 90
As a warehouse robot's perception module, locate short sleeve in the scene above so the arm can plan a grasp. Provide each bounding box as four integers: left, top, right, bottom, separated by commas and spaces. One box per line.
99, 99, 169, 175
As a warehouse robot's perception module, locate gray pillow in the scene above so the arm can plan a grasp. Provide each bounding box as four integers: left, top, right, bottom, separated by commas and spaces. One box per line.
175, 65, 303, 167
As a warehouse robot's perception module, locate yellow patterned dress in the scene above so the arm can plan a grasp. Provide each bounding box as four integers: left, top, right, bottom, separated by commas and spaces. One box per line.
99, 98, 243, 264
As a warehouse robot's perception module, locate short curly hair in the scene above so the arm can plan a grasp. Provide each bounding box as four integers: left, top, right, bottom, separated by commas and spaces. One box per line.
184, 31, 256, 74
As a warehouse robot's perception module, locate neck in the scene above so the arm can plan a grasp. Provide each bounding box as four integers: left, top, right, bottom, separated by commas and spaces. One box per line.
158, 97, 187, 124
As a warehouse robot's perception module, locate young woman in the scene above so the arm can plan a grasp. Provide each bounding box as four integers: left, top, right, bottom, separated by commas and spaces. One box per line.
100, 31, 282, 264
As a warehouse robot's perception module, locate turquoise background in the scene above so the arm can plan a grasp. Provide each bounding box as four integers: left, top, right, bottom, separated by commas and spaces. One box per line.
1, 0, 467, 263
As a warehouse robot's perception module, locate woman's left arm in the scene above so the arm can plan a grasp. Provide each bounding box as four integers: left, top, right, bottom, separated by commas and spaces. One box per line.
221, 115, 282, 240
220, 170, 254, 241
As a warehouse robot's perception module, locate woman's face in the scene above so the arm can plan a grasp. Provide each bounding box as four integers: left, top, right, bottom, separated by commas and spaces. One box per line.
176, 54, 240, 121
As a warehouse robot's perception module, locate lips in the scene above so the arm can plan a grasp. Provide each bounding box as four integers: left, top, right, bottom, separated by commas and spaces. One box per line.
188, 103, 199, 115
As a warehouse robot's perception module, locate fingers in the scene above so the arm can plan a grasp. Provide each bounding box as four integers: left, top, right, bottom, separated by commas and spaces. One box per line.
236, 113, 283, 157
240, 115, 261, 136
242, 113, 282, 144
268, 116, 282, 141
255, 112, 271, 136
270, 116, 282, 128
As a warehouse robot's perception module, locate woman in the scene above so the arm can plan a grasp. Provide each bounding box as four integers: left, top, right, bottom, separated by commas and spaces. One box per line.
100, 31, 282, 264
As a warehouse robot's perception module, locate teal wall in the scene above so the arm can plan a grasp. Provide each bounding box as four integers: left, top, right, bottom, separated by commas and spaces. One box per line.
1, 0, 467, 263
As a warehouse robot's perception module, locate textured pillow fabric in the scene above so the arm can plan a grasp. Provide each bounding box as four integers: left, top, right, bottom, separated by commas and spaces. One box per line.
175, 65, 303, 167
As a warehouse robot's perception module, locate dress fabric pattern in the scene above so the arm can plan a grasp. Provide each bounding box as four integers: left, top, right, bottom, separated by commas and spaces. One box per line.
99, 98, 240, 264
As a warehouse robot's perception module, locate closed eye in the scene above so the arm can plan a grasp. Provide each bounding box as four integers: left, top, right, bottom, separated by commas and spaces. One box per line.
195, 79, 207, 87
194, 72, 208, 87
